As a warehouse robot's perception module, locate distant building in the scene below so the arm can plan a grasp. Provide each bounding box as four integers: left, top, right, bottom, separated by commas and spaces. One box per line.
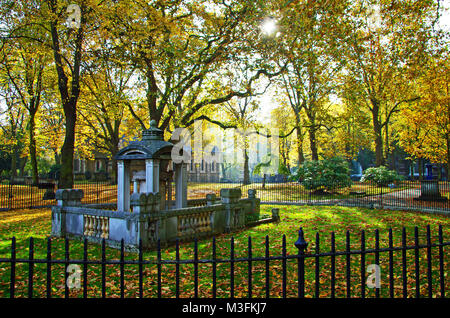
73, 151, 112, 181
187, 159, 220, 182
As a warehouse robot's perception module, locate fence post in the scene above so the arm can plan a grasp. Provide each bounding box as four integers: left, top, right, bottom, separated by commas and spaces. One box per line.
294, 227, 308, 298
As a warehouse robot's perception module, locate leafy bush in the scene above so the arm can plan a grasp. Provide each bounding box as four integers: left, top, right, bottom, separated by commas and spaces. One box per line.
48, 164, 61, 180
361, 166, 403, 186
0, 170, 10, 181
290, 157, 352, 191
278, 163, 290, 176
24, 157, 53, 177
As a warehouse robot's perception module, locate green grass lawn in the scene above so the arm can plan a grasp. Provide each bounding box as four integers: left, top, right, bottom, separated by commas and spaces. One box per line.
0, 205, 449, 298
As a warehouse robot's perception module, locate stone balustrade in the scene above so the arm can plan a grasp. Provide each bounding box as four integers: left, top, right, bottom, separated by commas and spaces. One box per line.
178, 211, 213, 238
187, 199, 208, 207
83, 215, 110, 239
52, 188, 264, 251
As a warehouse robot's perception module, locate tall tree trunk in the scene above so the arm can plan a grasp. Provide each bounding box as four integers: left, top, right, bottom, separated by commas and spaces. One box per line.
385, 123, 391, 169
10, 148, 17, 182
306, 108, 319, 161
296, 126, 305, 165
59, 105, 76, 189
308, 126, 318, 161
29, 110, 39, 184
111, 158, 117, 184
418, 158, 423, 181
243, 149, 250, 185
49, 1, 84, 189
19, 156, 27, 177
109, 142, 120, 184
446, 133, 450, 180
371, 98, 384, 166
286, 140, 291, 172
54, 151, 60, 165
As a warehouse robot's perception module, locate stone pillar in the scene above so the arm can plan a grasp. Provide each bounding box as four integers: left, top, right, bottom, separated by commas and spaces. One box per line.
52, 189, 84, 237
271, 208, 280, 222
167, 181, 172, 209
220, 188, 242, 204
246, 189, 260, 224
220, 188, 243, 232
55, 189, 84, 207
130, 192, 162, 248
130, 192, 147, 213
130, 192, 162, 214
147, 192, 161, 214
117, 160, 131, 212
145, 159, 160, 193
206, 193, 217, 206
175, 163, 187, 208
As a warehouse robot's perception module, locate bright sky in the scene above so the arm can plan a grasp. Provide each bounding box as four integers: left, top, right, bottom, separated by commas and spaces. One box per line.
257, 3, 450, 125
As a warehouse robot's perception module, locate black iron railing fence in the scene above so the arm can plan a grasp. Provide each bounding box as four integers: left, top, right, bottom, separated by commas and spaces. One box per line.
1, 179, 450, 212
0, 179, 116, 211
187, 180, 450, 212
0, 225, 448, 298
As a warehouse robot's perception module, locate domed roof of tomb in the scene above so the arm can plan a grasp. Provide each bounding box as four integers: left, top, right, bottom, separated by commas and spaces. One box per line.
115, 120, 173, 160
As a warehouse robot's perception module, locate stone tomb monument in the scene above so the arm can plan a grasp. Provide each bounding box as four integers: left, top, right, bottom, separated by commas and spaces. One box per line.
51, 121, 270, 251
414, 180, 448, 202
114, 120, 185, 212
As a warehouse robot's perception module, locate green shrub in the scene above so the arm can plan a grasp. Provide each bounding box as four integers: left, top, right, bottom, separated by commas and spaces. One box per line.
361, 166, 403, 186
48, 164, 61, 180
278, 163, 290, 176
0, 170, 10, 181
291, 157, 352, 191
24, 157, 53, 176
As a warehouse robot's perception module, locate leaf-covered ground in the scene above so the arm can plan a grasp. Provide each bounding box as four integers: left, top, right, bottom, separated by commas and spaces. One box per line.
0, 205, 449, 298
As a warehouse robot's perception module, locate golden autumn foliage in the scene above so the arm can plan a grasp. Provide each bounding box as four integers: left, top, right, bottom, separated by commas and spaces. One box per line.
397, 54, 450, 169
0, 0, 449, 183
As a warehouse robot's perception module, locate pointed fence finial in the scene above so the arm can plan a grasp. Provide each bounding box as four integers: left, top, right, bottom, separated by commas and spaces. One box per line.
294, 227, 308, 251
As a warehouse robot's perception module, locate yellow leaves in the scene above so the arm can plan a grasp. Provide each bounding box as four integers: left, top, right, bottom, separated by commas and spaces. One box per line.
396, 54, 450, 163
